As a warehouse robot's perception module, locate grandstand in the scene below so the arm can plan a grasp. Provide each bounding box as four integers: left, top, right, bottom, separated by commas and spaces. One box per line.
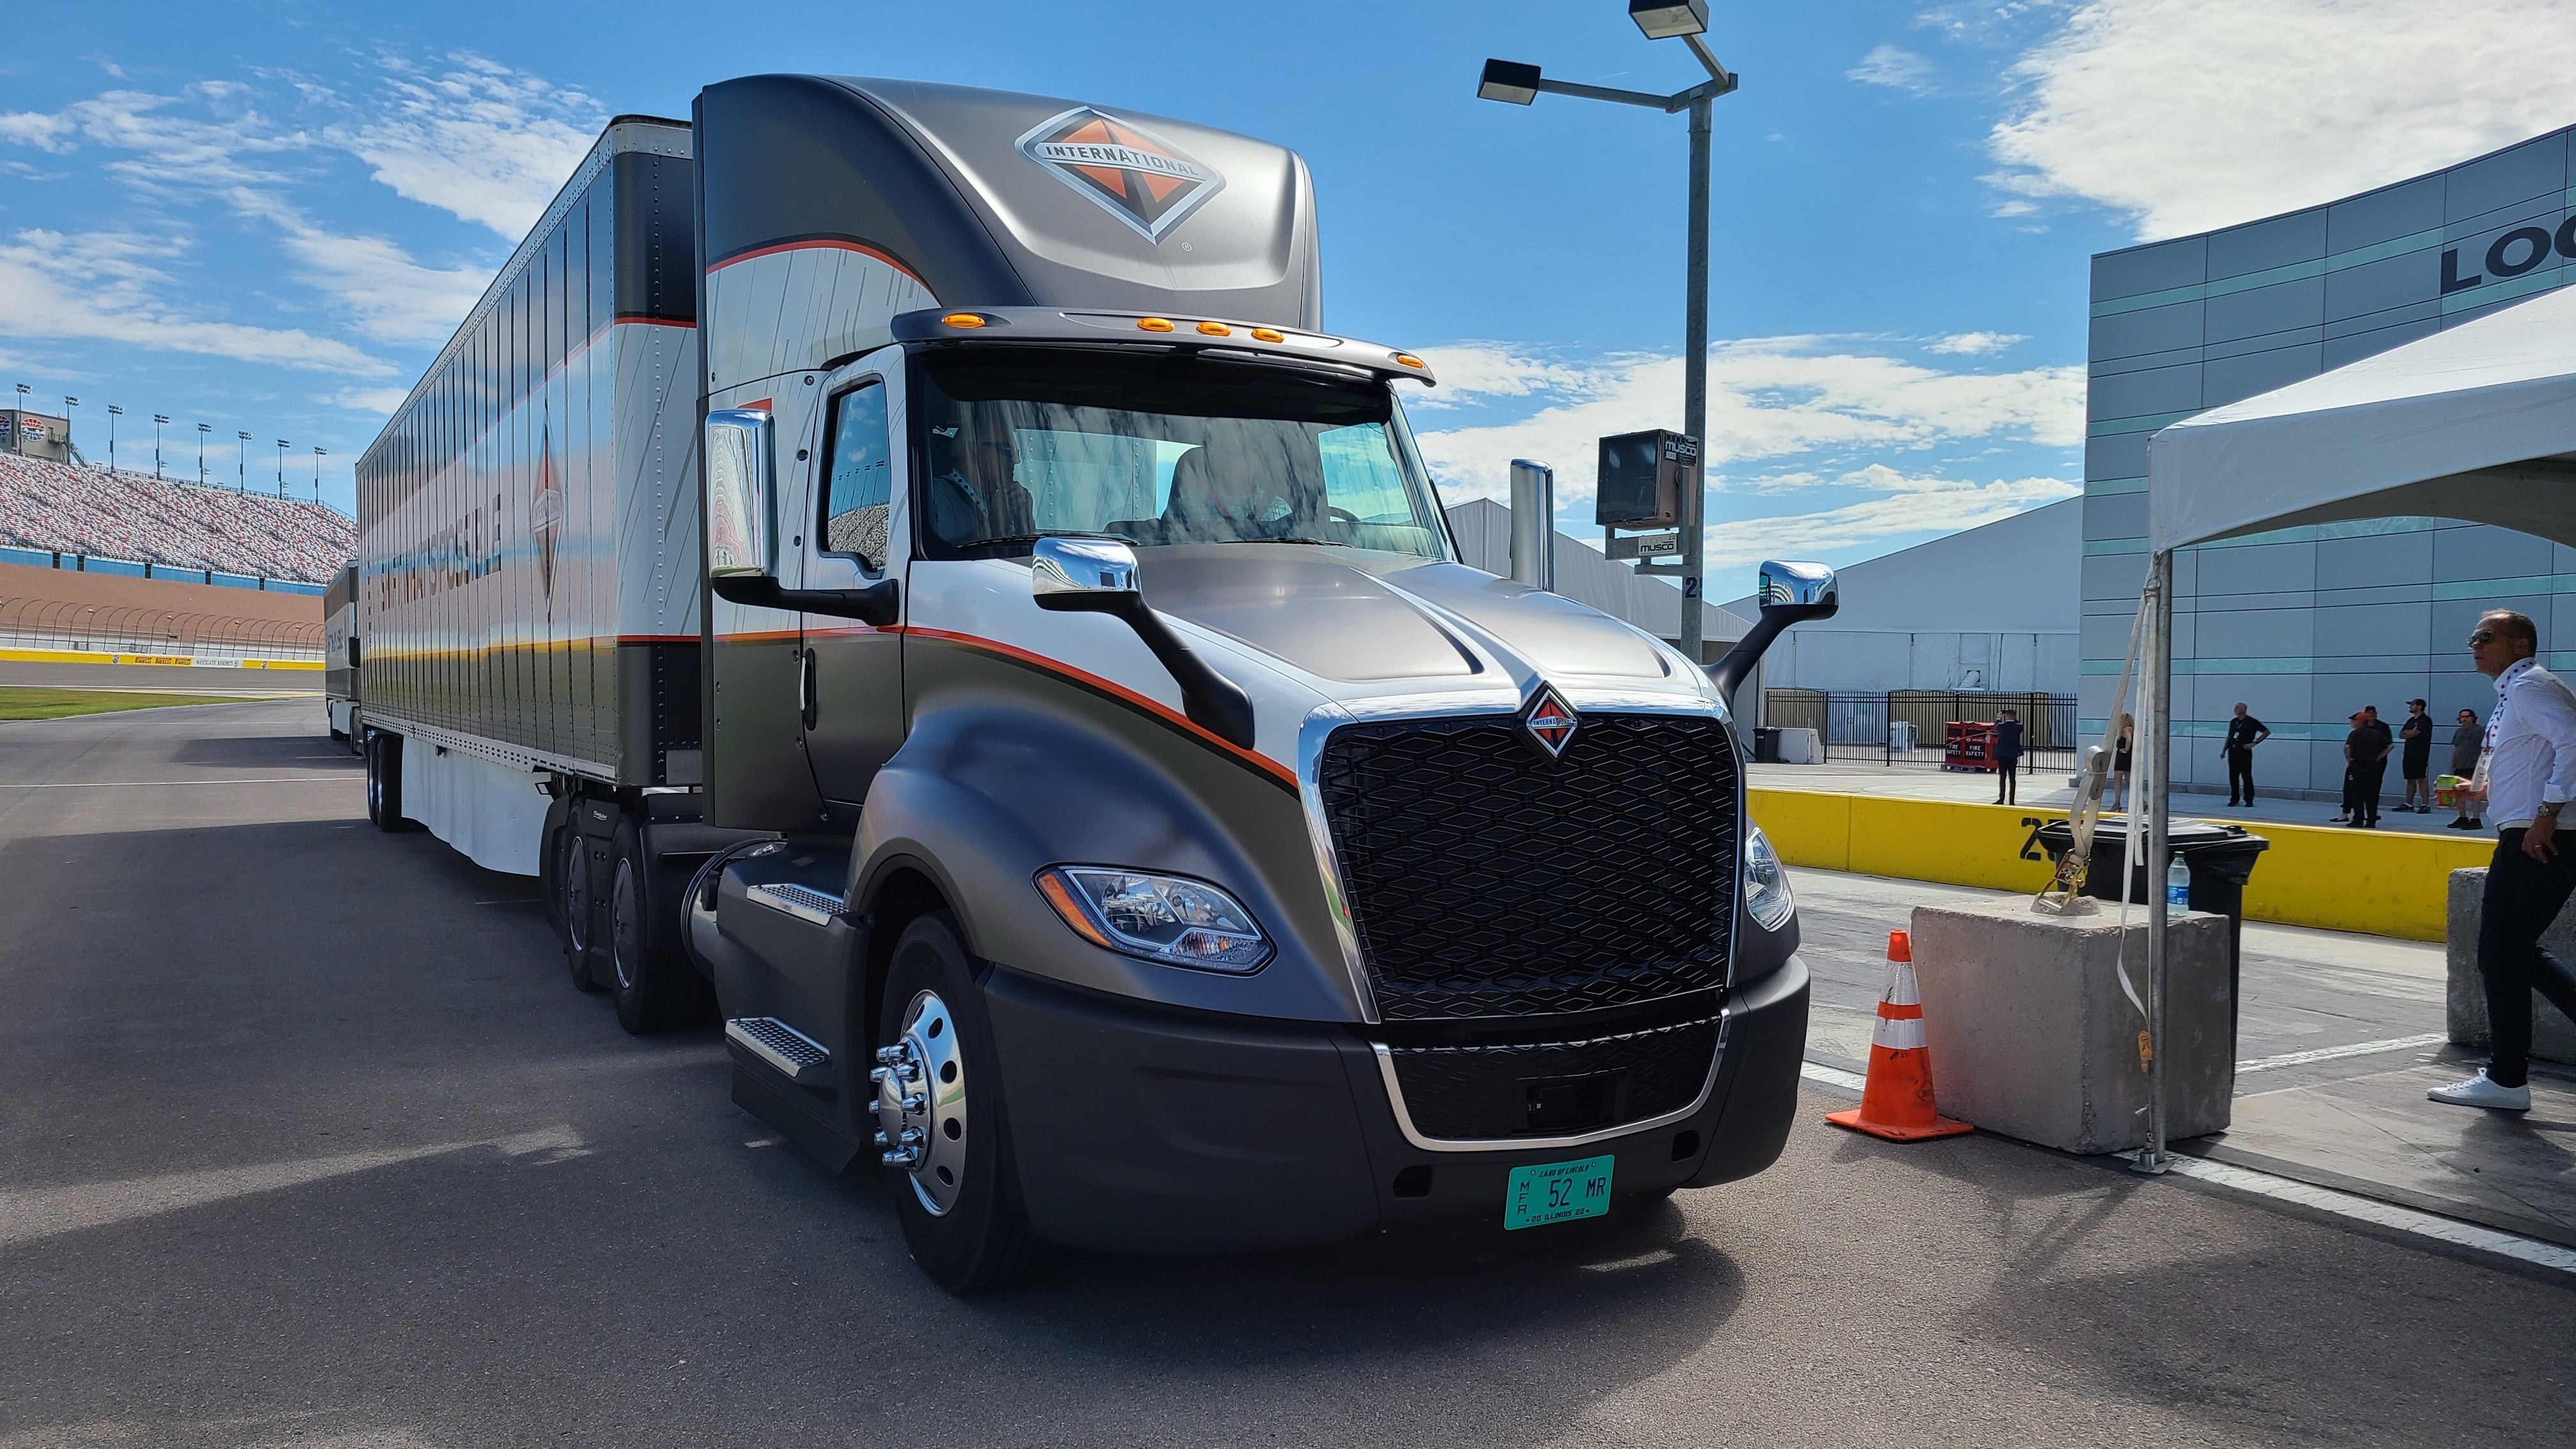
0, 451, 353, 586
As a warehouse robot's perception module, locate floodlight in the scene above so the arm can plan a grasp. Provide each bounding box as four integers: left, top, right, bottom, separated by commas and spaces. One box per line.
1629, 0, 1708, 40
1477, 59, 1542, 105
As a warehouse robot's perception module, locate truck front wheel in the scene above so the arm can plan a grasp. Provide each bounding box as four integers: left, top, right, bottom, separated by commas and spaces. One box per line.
877, 914, 1048, 1294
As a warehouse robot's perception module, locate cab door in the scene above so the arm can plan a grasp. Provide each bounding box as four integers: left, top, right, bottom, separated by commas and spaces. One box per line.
797, 348, 908, 820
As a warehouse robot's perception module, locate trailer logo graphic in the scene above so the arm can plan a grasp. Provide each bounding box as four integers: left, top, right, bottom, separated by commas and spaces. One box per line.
532, 420, 562, 601
1521, 685, 1579, 759
1016, 107, 1225, 243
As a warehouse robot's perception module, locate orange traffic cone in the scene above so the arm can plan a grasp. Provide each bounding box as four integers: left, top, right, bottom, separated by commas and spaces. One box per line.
1825, 930, 1973, 1142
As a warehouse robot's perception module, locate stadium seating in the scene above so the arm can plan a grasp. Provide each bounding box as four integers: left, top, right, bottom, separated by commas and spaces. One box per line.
0, 452, 353, 584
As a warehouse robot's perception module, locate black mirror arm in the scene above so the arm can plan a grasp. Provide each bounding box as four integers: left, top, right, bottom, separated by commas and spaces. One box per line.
1037, 592, 1257, 749
1708, 602, 1837, 698
710, 574, 901, 629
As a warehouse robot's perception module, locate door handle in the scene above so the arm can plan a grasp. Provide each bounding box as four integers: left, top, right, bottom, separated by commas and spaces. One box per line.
800, 647, 817, 730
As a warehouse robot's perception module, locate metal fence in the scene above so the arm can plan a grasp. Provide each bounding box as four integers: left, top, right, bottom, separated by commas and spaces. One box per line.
0, 595, 323, 663
1763, 690, 2080, 774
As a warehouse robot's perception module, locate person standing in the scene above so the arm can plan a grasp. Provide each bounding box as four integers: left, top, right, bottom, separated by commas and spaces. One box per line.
2334, 710, 2366, 824
2448, 707, 2487, 830
2400, 699, 2434, 813
1993, 707, 2023, 805
2110, 713, 2133, 812
2349, 705, 2392, 828
2430, 610, 2576, 1111
2218, 702, 2269, 807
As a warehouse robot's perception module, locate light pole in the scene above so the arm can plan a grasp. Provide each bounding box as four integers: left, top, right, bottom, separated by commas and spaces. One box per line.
1478, 0, 1738, 666
312, 447, 326, 506
236, 431, 250, 495
196, 423, 210, 486
107, 405, 121, 473
275, 439, 288, 498
154, 415, 169, 480
12, 383, 27, 456
61, 396, 77, 463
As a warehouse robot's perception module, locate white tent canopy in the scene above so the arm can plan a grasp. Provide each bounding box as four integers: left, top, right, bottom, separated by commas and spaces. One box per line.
2149, 282, 2576, 553
2112, 282, 2576, 1170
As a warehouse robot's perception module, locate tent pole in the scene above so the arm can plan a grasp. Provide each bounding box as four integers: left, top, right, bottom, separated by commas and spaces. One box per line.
2136, 549, 2174, 1174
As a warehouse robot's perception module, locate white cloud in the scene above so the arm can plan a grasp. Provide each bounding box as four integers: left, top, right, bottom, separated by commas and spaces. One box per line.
1703, 470, 2080, 570
1850, 45, 1937, 93
227, 190, 489, 344
1990, 0, 2576, 238
0, 228, 392, 375
323, 385, 414, 415
1928, 330, 2027, 355
1412, 338, 2082, 504
335, 56, 604, 238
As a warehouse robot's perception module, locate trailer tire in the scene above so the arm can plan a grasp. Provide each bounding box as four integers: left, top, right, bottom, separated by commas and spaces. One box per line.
879, 913, 1050, 1294
607, 818, 698, 1034
555, 820, 603, 993
365, 733, 408, 832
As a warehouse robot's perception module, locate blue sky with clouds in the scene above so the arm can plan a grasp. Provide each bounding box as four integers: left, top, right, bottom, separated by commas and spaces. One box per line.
6, 1, 2575, 597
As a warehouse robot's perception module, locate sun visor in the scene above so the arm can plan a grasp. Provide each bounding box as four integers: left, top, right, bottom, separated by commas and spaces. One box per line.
696, 75, 1320, 329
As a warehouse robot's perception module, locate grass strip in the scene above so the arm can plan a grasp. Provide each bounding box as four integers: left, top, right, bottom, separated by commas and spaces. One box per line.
0, 687, 265, 720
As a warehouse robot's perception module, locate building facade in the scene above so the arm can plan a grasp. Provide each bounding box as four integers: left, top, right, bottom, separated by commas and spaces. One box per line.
2083, 125, 2576, 799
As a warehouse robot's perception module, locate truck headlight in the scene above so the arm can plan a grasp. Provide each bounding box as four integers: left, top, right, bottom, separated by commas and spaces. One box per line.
1036, 866, 1273, 973
1744, 826, 1795, 931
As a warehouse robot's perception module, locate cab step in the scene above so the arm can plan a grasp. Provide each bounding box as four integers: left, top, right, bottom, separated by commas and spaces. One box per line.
725, 1016, 834, 1084
747, 882, 844, 925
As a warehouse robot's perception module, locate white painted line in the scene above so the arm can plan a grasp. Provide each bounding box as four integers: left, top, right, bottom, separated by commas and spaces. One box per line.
2235, 1033, 2450, 1073
0, 777, 356, 788
2152, 1152, 2576, 1276
1801, 1061, 1867, 1092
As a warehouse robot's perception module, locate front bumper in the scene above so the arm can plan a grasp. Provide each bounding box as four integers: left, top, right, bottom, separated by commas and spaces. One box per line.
983, 954, 1811, 1255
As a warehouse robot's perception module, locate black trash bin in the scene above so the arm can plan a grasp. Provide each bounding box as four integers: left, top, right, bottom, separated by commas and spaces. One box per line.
2034, 816, 2269, 1059
1753, 727, 1783, 763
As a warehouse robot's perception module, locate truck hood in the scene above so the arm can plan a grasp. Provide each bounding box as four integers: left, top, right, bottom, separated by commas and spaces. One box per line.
1135, 546, 1700, 696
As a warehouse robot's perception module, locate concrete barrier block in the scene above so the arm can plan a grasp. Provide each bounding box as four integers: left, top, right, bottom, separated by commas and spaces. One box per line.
2444, 867, 2576, 1064
1908, 898, 2234, 1154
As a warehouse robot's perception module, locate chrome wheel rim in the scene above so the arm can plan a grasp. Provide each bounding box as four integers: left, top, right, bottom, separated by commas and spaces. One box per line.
561, 832, 592, 958
610, 858, 639, 992
873, 989, 969, 1216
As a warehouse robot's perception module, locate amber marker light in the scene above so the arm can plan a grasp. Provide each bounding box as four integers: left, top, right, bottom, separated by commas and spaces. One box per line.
1393, 353, 1427, 369
1195, 321, 1232, 336
1250, 327, 1284, 342
1035, 870, 1113, 948
1137, 317, 1176, 332
940, 312, 986, 329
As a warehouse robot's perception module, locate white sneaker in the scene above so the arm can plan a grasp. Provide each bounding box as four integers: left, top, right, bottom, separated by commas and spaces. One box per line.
2427, 1069, 2531, 1110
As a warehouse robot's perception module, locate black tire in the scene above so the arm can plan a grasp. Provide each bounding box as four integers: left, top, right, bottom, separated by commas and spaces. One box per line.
607, 818, 698, 1034
365, 733, 408, 832
878, 913, 1049, 1294
556, 819, 603, 993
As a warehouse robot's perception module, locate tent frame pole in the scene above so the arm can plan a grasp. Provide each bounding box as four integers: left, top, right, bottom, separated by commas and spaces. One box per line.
2136, 549, 2174, 1174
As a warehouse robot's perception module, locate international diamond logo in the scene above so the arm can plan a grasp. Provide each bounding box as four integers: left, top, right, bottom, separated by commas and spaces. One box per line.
1016, 107, 1225, 243
1521, 685, 1579, 760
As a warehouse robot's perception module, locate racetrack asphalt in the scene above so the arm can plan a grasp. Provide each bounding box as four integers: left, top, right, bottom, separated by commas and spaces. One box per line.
1, 699, 2570, 1447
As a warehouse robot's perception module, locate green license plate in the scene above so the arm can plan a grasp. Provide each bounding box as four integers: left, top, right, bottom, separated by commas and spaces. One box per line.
1503, 1154, 1616, 1230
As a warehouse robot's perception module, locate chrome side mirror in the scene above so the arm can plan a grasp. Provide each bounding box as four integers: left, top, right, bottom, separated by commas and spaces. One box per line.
706, 408, 776, 580
1031, 535, 1139, 600
1709, 558, 1840, 698
1756, 560, 1838, 617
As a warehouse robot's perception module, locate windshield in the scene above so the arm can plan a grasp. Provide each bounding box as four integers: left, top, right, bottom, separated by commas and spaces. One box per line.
910, 348, 1450, 560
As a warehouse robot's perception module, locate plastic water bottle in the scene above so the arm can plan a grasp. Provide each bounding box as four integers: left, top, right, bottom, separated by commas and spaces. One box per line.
2166, 855, 2190, 910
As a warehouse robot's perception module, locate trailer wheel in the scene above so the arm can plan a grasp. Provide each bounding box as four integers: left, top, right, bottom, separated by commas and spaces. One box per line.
364, 733, 408, 832
877, 913, 1049, 1294
607, 819, 698, 1034
556, 822, 602, 993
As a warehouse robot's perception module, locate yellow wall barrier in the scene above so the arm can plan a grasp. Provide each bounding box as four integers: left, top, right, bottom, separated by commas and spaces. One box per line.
0, 647, 321, 671
1749, 786, 2489, 943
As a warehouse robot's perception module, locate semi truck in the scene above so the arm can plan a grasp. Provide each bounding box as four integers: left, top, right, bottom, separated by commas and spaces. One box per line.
353, 75, 1833, 1292
323, 562, 358, 747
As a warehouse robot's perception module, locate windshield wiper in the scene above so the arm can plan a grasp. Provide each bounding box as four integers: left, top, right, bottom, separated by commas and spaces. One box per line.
1216, 535, 1340, 546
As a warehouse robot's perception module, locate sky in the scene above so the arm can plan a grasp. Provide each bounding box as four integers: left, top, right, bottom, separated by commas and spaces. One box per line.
4, 1, 2576, 600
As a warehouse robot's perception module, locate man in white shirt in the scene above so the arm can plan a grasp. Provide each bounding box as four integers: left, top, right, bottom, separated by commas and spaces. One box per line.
2431, 610, 2576, 1110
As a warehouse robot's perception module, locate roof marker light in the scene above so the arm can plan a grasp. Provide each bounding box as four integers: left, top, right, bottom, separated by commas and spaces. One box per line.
1138, 317, 1175, 333
1393, 353, 1427, 369
1195, 321, 1231, 336
940, 312, 986, 329
1250, 327, 1284, 342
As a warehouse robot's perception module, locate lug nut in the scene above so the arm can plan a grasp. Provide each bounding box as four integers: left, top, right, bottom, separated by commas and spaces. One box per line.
872, 1130, 889, 1147
881, 1146, 921, 1167
874, 1045, 906, 1066
868, 1066, 891, 1085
